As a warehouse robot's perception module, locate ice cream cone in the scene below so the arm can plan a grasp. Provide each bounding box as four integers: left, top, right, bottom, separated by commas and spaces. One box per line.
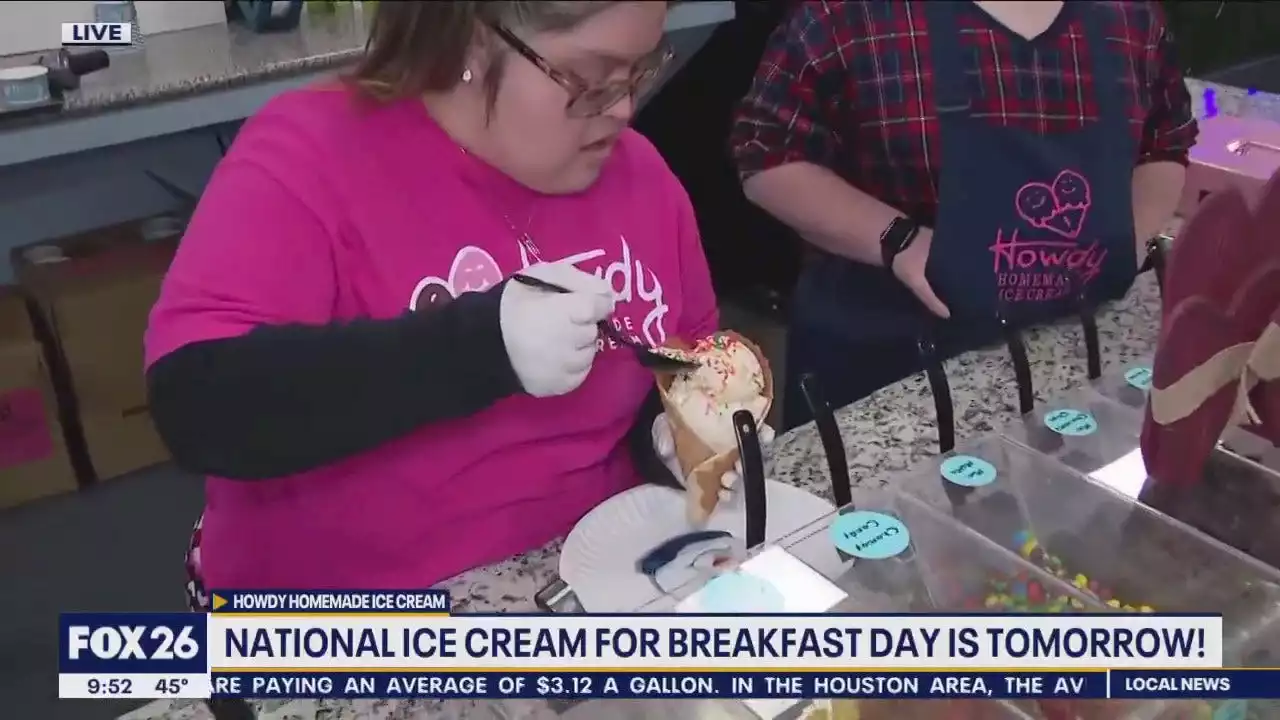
654, 330, 773, 523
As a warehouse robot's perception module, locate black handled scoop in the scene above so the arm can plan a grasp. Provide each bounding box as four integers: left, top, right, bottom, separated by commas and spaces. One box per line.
733, 409, 768, 550
918, 332, 956, 454
1077, 292, 1103, 381
800, 373, 853, 508
999, 313, 1036, 415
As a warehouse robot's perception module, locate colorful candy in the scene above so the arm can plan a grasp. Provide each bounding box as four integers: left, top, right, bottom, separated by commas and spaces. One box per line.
1013, 531, 1154, 613
980, 570, 1082, 612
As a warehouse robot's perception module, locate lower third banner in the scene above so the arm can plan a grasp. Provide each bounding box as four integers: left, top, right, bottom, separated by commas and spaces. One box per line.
211, 671, 1104, 700
60, 669, 1280, 701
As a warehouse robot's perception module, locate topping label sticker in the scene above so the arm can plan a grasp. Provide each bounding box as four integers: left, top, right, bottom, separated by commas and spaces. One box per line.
940, 455, 998, 487
831, 510, 911, 559
1043, 408, 1098, 436
1123, 366, 1153, 391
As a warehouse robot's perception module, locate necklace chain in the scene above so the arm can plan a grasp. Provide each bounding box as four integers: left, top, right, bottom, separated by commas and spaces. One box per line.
456, 144, 545, 264
503, 213, 543, 264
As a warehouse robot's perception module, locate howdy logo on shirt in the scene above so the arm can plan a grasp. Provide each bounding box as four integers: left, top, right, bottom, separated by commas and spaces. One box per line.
990, 169, 1108, 304
407, 237, 671, 349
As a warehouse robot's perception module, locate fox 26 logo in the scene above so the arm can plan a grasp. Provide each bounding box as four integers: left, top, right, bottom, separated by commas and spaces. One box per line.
59, 613, 208, 673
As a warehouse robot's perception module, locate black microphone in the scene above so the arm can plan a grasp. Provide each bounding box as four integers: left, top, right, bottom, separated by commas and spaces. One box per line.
66, 50, 110, 77
39, 49, 110, 94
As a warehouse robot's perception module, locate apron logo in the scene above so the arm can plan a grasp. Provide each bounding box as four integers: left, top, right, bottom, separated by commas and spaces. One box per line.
992, 169, 1107, 304
1015, 170, 1091, 239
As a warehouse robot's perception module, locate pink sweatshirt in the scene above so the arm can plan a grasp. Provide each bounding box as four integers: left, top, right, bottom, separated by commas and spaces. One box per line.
145, 87, 717, 589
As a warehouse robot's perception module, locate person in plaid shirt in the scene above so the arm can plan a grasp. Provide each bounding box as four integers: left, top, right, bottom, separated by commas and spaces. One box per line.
731, 1, 1198, 429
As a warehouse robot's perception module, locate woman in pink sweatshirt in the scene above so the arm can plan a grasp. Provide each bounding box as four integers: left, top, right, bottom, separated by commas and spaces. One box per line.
144, 1, 768, 607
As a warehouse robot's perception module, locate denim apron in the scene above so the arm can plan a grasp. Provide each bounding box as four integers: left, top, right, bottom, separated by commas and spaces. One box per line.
783, 1, 1138, 429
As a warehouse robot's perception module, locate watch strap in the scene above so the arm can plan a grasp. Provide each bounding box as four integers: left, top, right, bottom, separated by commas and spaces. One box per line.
880, 217, 921, 270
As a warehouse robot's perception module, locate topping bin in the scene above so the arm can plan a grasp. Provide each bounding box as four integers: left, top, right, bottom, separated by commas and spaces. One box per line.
506, 372, 1280, 719
520, 490, 1107, 720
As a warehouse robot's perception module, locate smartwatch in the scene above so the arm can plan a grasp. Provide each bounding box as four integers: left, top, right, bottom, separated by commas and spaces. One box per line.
1139, 234, 1170, 274
880, 216, 921, 271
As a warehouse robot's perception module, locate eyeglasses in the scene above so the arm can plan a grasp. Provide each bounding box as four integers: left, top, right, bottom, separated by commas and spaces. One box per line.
487, 22, 674, 118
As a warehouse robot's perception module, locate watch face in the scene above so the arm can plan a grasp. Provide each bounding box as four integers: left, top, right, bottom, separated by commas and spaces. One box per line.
889, 220, 916, 251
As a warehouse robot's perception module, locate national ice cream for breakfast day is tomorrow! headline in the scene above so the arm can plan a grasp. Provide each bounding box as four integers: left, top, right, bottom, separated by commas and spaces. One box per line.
56, 598, 1261, 702
204, 614, 1221, 669
59, 599, 1223, 670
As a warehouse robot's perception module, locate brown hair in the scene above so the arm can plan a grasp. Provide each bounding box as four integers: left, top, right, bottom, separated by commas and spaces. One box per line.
351, 1, 626, 106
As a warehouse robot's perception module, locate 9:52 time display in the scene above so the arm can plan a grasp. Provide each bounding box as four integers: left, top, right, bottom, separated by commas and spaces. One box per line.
87, 677, 134, 695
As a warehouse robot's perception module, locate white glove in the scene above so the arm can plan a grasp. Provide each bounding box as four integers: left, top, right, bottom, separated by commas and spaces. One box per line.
652, 413, 776, 503
500, 263, 615, 398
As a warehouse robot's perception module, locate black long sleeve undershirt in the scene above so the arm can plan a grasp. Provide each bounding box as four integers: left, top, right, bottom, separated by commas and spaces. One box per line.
147, 282, 675, 485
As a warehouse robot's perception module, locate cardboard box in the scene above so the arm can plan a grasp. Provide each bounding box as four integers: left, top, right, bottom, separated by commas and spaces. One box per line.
0, 287, 78, 509
12, 219, 177, 483
1178, 115, 1280, 216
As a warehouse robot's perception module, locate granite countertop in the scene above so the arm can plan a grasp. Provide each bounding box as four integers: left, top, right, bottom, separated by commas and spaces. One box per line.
0, 1, 730, 133
1, 5, 1274, 128
0, 7, 369, 124
119, 271, 1165, 720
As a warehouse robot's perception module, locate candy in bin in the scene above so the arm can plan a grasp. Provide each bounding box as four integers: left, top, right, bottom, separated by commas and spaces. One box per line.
979, 571, 1079, 613
1012, 531, 1154, 613
802, 698, 1017, 720
1036, 698, 1214, 720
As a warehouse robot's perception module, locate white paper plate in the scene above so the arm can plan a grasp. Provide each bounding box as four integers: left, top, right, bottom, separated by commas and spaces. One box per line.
560, 480, 838, 613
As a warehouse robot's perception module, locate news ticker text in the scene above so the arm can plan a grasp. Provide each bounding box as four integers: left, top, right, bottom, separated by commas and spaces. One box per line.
56, 669, 1277, 701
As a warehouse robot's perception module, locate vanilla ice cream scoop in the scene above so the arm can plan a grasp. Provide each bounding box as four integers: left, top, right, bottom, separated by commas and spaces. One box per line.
665, 334, 768, 455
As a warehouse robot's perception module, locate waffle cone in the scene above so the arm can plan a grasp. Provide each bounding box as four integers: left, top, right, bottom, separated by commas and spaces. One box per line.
654, 330, 773, 523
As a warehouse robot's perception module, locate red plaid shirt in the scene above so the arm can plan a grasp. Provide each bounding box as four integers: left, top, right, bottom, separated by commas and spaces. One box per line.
730, 0, 1199, 226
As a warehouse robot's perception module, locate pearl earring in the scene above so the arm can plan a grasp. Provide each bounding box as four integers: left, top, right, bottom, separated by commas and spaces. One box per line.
461, 68, 473, 83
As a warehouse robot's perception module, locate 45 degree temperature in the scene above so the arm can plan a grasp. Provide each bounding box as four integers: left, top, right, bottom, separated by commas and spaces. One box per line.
156, 678, 189, 694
